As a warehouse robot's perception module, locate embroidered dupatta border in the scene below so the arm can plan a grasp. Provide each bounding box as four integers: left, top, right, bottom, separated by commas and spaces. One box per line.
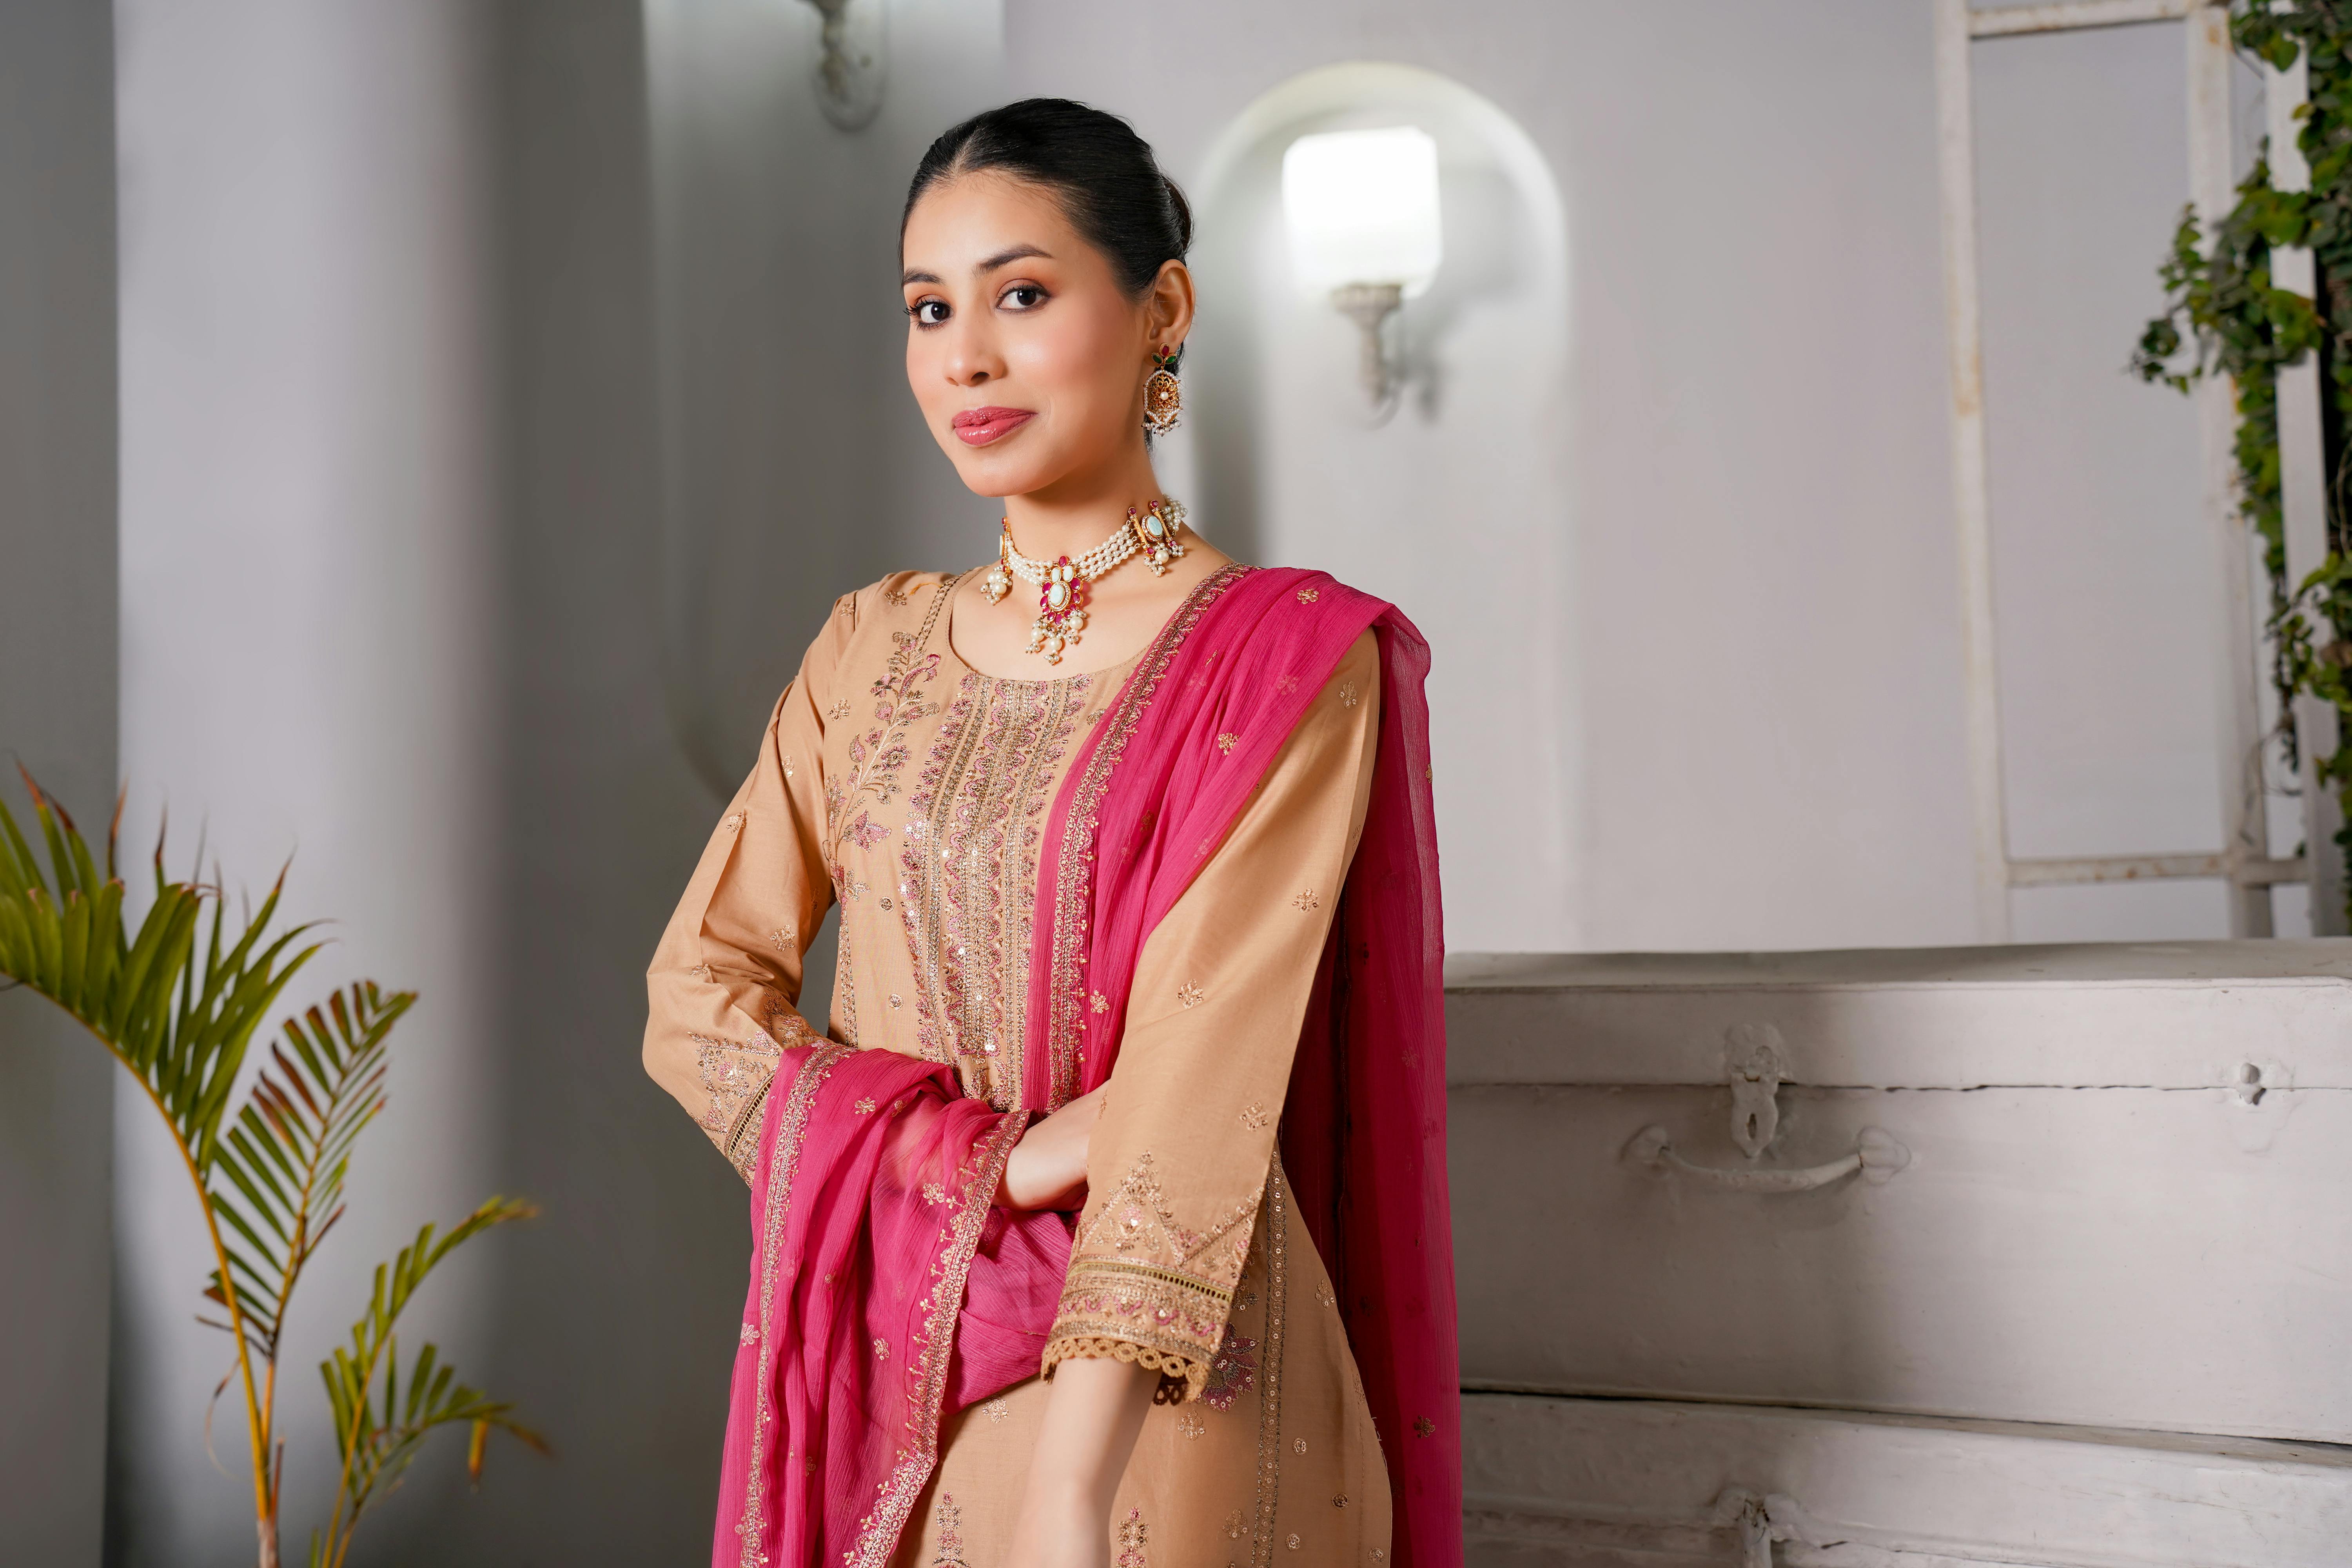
842, 1104, 1029, 1568
738, 1040, 855, 1568
1030, 563, 1252, 1110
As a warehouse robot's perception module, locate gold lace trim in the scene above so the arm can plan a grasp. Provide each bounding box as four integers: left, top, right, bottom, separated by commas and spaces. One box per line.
1040, 1334, 1210, 1405
722, 1076, 773, 1184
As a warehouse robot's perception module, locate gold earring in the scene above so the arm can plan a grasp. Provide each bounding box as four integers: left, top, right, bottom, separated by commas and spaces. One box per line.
1143, 348, 1181, 436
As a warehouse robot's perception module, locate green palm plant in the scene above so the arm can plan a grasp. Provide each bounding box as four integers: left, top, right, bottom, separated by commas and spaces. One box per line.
0, 772, 542, 1568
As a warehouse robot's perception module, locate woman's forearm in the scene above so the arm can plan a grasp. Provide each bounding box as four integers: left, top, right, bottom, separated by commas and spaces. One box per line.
1004, 1356, 1161, 1566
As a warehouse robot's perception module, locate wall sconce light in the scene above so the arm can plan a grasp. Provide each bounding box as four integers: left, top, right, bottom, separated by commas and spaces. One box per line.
801, 0, 886, 131
1280, 126, 1443, 411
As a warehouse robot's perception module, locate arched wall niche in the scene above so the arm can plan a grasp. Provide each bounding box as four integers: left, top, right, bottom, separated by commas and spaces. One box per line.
1179, 63, 1580, 952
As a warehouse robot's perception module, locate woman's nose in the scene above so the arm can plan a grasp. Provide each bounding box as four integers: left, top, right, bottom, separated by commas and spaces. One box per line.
946, 328, 1005, 388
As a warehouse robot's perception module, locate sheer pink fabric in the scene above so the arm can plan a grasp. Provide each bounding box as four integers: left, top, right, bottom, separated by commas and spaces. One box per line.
1026, 566, 1459, 1568
712, 567, 1456, 1568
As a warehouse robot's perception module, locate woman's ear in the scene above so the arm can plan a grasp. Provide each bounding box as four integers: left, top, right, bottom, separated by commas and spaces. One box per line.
1147, 260, 1196, 354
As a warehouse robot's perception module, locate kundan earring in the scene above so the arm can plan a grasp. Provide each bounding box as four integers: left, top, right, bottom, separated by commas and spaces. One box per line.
1143, 347, 1182, 436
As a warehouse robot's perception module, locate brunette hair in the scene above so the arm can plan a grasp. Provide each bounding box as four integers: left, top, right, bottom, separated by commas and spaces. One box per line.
904, 98, 1194, 317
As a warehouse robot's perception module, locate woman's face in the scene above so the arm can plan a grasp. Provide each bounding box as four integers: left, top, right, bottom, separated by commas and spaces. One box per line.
900, 171, 1183, 500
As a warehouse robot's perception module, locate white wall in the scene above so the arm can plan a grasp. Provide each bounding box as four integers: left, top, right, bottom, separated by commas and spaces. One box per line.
111, 1, 501, 1558
1006, 0, 2270, 952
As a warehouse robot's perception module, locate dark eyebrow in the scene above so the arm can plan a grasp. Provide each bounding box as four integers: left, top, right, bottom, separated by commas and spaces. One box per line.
976, 243, 1051, 273
900, 245, 1052, 289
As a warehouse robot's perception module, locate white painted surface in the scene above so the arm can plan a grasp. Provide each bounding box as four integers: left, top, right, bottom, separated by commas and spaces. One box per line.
1184, 61, 1576, 953
1463, 1394, 2352, 1568
111, 1, 501, 1556
1448, 942, 2352, 1562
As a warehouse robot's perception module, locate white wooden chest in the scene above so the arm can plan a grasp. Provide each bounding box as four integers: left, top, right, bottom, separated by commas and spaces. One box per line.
1445, 942, 2352, 1568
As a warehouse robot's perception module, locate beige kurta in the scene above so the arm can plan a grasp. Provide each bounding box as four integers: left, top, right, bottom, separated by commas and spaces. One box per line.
646, 568, 1391, 1568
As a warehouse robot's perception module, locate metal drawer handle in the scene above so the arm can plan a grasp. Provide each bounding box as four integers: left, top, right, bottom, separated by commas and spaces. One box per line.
1626, 1124, 1910, 1192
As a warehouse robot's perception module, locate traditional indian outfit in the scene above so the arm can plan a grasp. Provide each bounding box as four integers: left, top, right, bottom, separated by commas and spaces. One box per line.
644, 563, 1456, 1568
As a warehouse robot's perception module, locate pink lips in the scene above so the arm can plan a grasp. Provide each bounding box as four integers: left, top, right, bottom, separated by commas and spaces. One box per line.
951, 406, 1036, 446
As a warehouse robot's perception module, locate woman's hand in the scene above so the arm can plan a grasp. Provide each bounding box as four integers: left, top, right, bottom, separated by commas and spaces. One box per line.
1001, 1356, 1160, 1568
998, 1083, 1107, 1211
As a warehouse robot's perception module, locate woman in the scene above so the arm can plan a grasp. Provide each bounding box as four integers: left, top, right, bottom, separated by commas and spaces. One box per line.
644, 99, 1456, 1568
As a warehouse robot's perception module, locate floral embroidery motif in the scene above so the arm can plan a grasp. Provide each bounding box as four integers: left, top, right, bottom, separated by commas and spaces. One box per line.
898, 667, 1088, 1095
1293, 1437, 1308, 1455
1273, 674, 1299, 695
1332, 1494, 1349, 1510
1316, 1285, 1336, 1310
985, 1398, 1010, 1423
1202, 1325, 1259, 1411
845, 812, 890, 851
824, 579, 958, 877
829, 699, 853, 721
739, 1322, 759, 1345
769, 925, 795, 950
1178, 983, 1205, 1008
922, 1181, 949, 1205
722, 811, 745, 831
693, 1024, 800, 1181
782, 752, 797, 780
1052, 1154, 1258, 1384
1296, 587, 1319, 603
1239, 1103, 1270, 1131
889, 993, 903, 1009
873, 1337, 890, 1361
930, 1494, 967, 1568
1415, 1416, 1437, 1437
1116, 1509, 1149, 1568
1178, 1407, 1207, 1439
853, 1097, 877, 1114
1287, 1535, 1301, 1552
1338, 682, 1359, 710
886, 586, 917, 607
1216, 732, 1239, 754
1224, 1509, 1249, 1540
1292, 890, 1319, 912
1091, 991, 1109, 1014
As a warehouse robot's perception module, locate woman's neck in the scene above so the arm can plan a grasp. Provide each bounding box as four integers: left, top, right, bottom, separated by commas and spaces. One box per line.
1000, 446, 1163, 561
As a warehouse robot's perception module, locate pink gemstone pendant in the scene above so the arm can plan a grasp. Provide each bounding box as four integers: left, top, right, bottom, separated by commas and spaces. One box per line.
1027, 555, 1088, 664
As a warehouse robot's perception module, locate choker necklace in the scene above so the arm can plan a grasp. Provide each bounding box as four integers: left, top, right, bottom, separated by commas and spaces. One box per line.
982, 498, 1187, 664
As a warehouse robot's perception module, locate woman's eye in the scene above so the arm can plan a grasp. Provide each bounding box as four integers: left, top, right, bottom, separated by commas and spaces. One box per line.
908, 298, 950, 327
999, 284, 1048, 311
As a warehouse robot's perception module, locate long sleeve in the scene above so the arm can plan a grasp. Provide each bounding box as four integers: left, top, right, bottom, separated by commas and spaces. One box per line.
644, 594, 858, 1181
1045, 630, 1382, 1392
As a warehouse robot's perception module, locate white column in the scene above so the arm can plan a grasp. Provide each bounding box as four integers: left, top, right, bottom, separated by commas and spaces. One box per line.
2264, 52, 2345, 933
111, 0, 501, 1553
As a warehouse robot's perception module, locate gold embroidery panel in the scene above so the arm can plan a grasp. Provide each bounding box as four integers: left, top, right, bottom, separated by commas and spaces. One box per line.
898, 668, 1088, 1105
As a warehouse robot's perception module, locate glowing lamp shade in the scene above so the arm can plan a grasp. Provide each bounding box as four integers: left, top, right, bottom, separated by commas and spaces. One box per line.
1280, 126, 1443, 297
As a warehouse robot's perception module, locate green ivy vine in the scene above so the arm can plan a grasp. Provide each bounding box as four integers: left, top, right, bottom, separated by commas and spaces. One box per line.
2133, 0, 2352, 917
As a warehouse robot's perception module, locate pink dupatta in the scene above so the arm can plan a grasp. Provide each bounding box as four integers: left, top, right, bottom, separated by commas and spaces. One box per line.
714, 566, 1458, 1568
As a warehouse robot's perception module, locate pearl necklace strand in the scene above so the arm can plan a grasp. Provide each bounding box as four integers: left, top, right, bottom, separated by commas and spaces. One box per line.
983, 498, 1187, 664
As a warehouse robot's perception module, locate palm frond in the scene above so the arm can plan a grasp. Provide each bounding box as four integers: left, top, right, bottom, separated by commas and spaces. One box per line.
0, 771, 324, 1176
205, 984, 410, 1360
315, 1196, 542, 1568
